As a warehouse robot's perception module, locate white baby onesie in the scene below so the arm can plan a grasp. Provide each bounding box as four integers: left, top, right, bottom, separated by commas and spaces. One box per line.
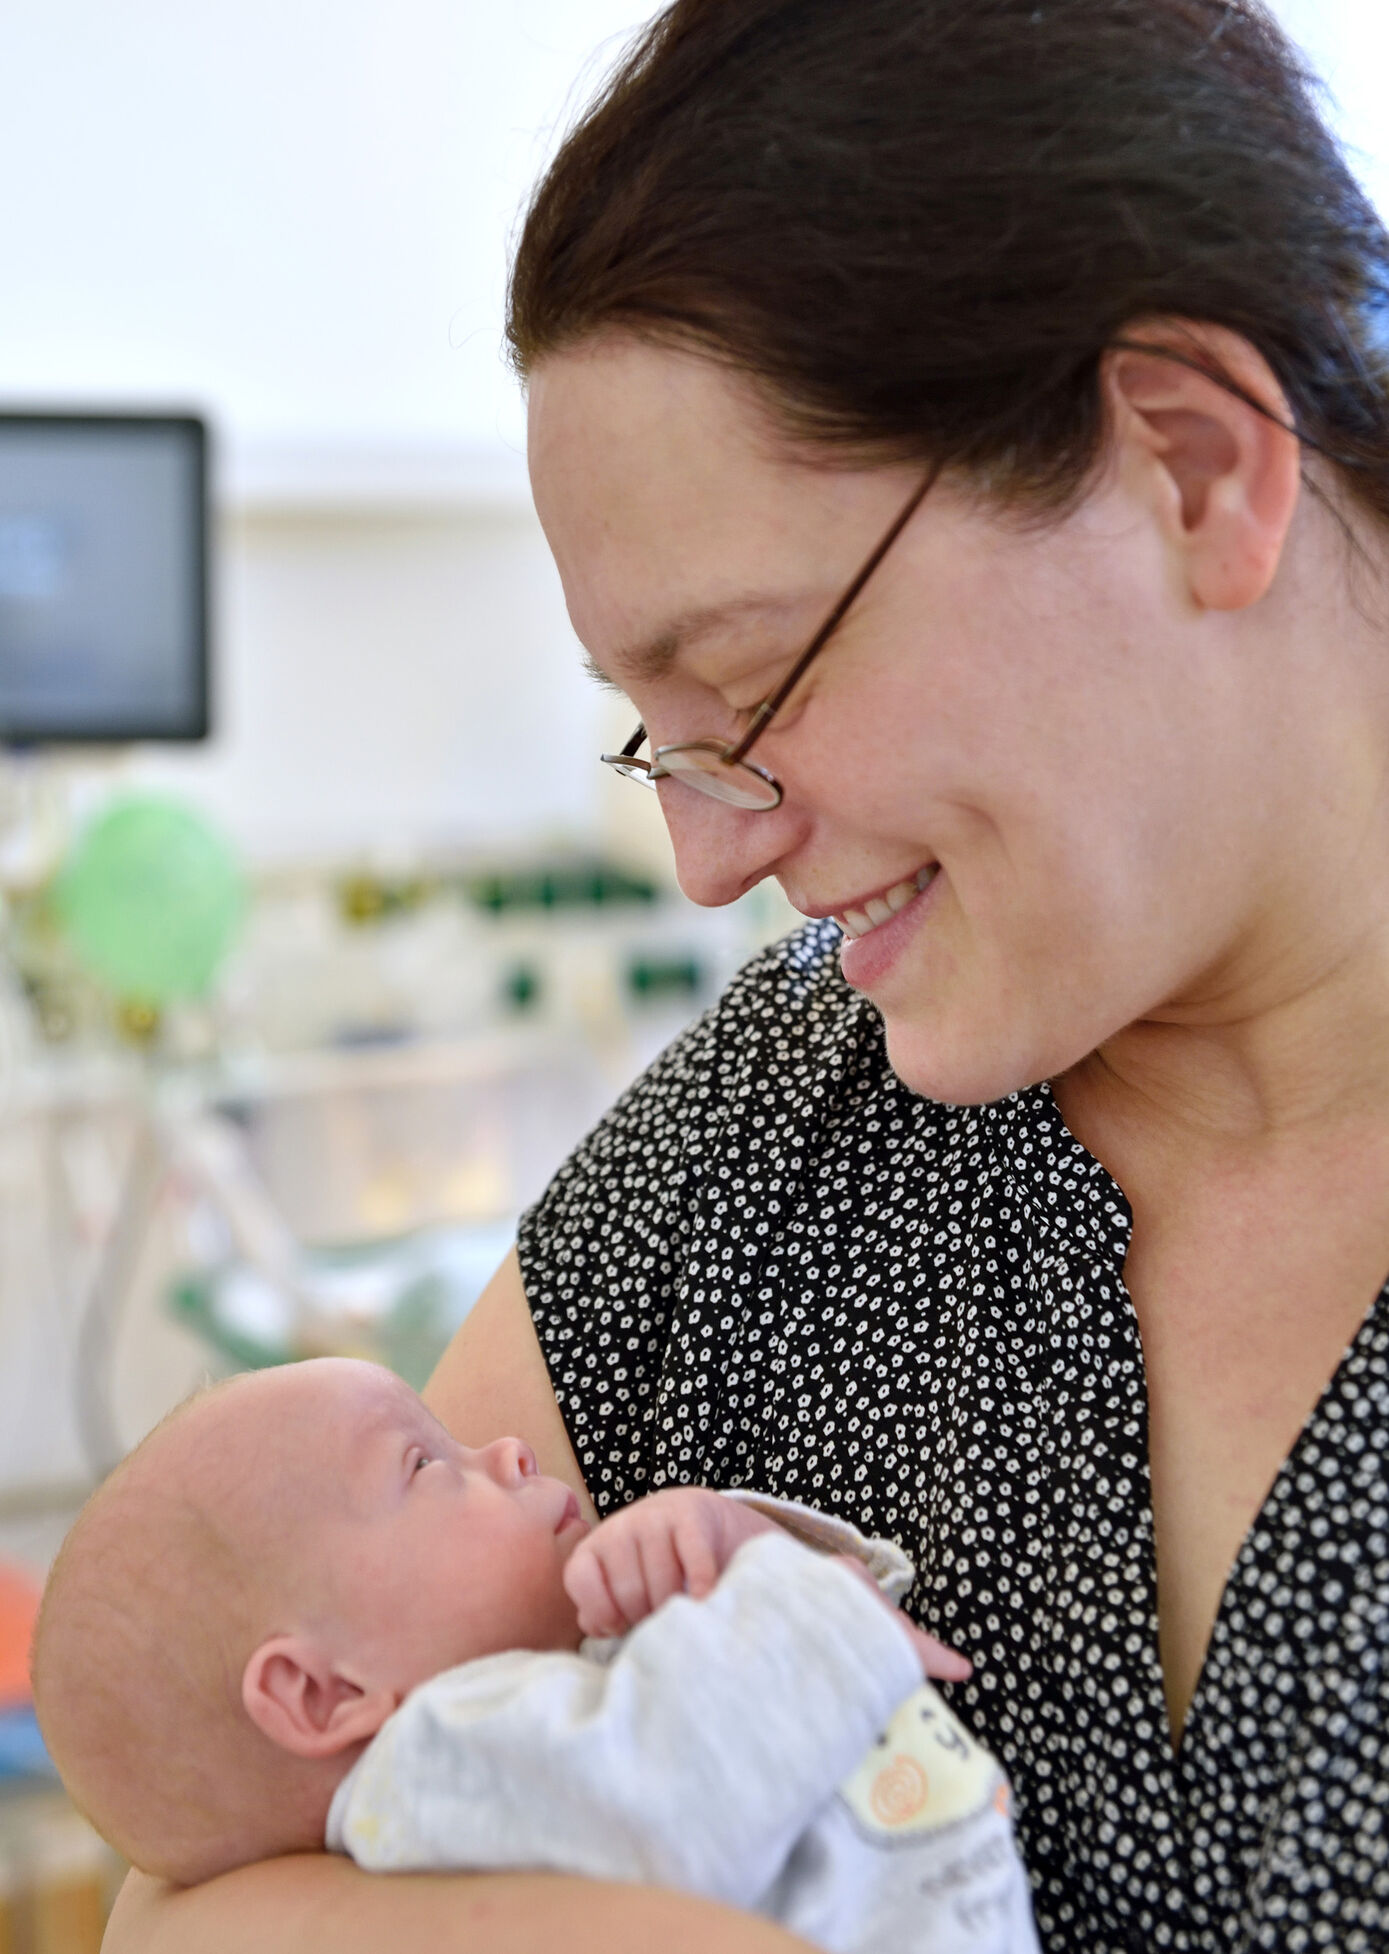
327, 1508, 1040, 1954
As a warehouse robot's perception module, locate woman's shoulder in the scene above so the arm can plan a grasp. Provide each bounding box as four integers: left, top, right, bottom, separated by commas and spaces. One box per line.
709, 917, 879, 1061
648, 918, 889, 1126
529, 921, 895, 1205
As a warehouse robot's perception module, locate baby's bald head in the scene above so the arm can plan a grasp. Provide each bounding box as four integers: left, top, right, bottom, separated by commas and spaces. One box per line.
33, 1357, 579, 1884
33, 1369, 348, 1883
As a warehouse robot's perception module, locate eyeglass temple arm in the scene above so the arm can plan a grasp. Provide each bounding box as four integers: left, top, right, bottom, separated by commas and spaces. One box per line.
724, 460, 944, 766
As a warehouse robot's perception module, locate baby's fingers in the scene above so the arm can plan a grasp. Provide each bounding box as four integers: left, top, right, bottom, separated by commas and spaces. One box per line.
563, 1540, 628, 1639
830, 1556, 972, 1682
671, 1512, 722, 1599
633, 1526, 687, 1619
596, 1534, 662, 1632
903, 1622, 973, 1683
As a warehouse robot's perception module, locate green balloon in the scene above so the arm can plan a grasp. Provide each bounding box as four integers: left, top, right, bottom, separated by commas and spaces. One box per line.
55, 794, 243, 1005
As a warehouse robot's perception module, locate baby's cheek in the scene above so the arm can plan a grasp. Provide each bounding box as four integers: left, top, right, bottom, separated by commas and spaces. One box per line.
536, 1548, 587, 1649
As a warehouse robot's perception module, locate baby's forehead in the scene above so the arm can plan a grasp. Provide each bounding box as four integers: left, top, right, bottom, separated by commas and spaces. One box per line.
156, 1364, 367, 1485
293, 1358, 432, 1444
221, 1355, 416, 1433
141, 1361, 433, 1528
243, 1359, 437, 1475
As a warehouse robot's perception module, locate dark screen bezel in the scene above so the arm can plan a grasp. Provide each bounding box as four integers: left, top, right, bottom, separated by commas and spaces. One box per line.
0, 410, 210, 745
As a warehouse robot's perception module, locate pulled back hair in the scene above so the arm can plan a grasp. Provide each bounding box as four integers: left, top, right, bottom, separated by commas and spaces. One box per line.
507, 0, 1389, 524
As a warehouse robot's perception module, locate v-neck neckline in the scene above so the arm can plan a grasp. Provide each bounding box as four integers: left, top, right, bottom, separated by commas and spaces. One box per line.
1026, 1078, 1389, 1768
1172, 1273, 1389, 1764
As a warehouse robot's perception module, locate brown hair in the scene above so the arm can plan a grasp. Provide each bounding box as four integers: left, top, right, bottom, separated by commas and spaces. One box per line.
507, 0, 1389, 523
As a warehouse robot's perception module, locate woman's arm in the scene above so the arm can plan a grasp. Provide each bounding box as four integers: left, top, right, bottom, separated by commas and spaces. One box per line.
421, 1246, 600, 1520
104, 1861, 816, 1954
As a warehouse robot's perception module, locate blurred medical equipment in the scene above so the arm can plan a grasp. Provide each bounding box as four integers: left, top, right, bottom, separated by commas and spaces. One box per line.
0, 413, 208, 745
0, 790, 770, 1480
70, 1033, 601, 1476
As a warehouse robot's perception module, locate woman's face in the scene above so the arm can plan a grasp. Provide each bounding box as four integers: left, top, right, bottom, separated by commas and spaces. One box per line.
527, 336, 1302, 1104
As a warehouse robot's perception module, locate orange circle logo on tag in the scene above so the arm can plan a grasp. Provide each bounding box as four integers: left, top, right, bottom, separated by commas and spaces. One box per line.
868, 1754, 930, 1825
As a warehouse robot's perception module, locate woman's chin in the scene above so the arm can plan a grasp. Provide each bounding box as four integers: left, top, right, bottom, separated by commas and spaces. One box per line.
879, 1006, 1068, 1109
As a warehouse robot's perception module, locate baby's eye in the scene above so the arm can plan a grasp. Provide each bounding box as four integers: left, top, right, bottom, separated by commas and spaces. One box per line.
411, 1451, 432, 1476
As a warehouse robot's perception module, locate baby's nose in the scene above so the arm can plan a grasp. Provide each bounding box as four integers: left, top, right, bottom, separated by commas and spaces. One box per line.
482, 1436, 537, 1486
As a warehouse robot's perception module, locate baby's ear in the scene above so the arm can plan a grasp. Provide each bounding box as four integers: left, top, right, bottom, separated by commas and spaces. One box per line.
242, 1636, 395, 1758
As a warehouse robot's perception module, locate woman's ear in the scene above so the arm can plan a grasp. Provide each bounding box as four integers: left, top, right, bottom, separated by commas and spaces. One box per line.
241, 1635, 396, 1758
1103, 321, 1304, 612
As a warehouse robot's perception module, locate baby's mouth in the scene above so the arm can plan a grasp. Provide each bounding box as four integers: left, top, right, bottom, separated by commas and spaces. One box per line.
834, 865, 938, 942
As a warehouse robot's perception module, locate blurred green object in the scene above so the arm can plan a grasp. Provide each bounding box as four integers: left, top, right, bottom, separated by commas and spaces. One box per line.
463, 855, 660, 915
170, 1221, 516, 1391
54, 794, 243, 1006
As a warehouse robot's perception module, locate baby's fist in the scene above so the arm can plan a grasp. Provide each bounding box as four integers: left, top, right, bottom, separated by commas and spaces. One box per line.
563, 1486, 778, 1638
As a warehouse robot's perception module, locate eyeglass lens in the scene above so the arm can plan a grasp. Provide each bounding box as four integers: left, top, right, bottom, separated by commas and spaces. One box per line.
654, 745, 781, 810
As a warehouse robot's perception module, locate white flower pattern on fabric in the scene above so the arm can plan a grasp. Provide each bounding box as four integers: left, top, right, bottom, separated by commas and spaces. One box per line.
518, 919, 1389, 1954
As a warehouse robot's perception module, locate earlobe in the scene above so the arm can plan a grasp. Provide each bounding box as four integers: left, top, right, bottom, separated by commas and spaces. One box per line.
242, 1636, 396, 1758
1105, 322, 1303, 612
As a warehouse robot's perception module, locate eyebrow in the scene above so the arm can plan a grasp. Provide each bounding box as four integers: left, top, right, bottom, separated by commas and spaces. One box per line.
588, 595, 797, 692
352, 1395, 425, 1483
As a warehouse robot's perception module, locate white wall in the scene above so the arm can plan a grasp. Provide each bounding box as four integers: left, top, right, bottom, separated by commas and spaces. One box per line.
1274, 0, 1389, 218
2, 0, 1382, 458
0, 1, 663, 864
138, 505, 611, 864
0, 0, 653, 459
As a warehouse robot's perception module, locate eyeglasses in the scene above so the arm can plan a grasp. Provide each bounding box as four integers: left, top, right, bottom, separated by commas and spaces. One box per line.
600, 461, 942, 812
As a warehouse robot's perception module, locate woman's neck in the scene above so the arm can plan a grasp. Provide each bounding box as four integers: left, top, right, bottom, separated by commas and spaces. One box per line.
1054, 902, 1389, 1181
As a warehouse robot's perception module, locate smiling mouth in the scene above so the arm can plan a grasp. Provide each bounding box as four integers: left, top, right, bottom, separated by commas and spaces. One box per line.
833, 865, 938, 942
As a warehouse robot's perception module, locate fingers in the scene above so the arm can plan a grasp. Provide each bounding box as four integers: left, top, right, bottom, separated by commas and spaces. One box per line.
569, 1499, 974, 1682
671, 1509, 722, 1598
563, 1516, 682, 1636
635, 1525, 687, 1617
563, 1539, 628, 1639
828, 1555, 972, 1681
563, 1493, 730, 1637
903, 1623, 973, 1683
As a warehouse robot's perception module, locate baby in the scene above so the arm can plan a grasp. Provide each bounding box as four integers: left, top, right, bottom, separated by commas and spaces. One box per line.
33, 1358, 1039, 1954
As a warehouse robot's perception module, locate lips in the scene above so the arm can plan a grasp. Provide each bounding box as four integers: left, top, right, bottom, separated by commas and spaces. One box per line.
555, 1489, 581, 1533
834, 864, 938, 942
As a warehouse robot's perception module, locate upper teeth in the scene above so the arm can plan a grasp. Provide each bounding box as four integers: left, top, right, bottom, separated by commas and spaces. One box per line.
836, 865, 937, 941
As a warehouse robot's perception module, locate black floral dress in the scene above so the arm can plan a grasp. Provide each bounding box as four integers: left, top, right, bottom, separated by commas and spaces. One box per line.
518, 921, 1389, 1952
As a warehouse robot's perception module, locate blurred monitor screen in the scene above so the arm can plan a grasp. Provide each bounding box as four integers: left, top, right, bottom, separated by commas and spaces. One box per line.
0, 414, 208, 743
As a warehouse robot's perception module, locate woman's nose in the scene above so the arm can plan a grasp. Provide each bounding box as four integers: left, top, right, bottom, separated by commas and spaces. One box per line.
479, 1436, 538, 1486
657, 781, 801, 908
